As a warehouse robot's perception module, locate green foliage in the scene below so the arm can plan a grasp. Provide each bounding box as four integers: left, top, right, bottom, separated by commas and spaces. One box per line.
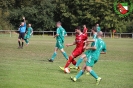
9, 0, 56, 31
55, 0, 133, 32
0, 0, 133, 32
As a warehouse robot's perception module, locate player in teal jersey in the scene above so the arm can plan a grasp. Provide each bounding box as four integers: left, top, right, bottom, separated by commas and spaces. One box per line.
96, 24, 101, 32
71, 31, 106, 85
72, 28, 97, 69
48, 21, 68, 62
92, 26, 97, 39
24, 24, 33, 46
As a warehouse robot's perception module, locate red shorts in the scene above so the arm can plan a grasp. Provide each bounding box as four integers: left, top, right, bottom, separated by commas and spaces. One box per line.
72, 48, 84, 58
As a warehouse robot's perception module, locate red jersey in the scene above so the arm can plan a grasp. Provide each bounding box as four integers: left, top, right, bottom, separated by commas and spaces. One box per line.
75, 33, 87, 48
83, 28, 88, 34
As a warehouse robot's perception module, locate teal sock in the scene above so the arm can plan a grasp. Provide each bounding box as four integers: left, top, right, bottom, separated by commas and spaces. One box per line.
76, 57, 83, 67
75, 70, 84, 79
27, 39, 29, 44
25, 39, 28, 44
51, 52, 57, 60
89, 70, 99, 79
62, 52, 68, 60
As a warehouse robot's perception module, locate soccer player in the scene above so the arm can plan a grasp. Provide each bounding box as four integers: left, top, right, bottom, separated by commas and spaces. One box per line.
24, 24, 33, 46
96, 24, 101, 32
18, 17, 26, 49
83, 25, 88, 35
48, 21, 68, 62
60, 26, 88, 71
71, 31, 106, 85
74, 28, 97, 69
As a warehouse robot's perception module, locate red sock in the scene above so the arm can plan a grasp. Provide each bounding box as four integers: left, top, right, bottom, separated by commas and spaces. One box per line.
72, 59, 76, 65
64, 56, 73, 68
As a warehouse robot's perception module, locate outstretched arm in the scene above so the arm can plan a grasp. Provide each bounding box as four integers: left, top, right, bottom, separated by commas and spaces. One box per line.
30, 29, 33, 35
54, 34, 59, 38
85, 46, 96, 50
86, 39, 95, 42
66, 41, 76, 47
22, 17, 26, 23
100, 52, 106, 54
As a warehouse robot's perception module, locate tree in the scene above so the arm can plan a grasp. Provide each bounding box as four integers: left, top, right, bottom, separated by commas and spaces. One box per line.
9, 0, 56, 31
55, 0, 133, 32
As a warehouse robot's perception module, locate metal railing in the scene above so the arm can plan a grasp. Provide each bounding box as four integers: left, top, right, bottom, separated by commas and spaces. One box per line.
0, 30, 133, 38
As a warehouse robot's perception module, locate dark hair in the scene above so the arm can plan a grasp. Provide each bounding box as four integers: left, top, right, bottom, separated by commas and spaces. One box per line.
92, 26, 97, 32
76, 26, 82, 31
57, 21, 61, 25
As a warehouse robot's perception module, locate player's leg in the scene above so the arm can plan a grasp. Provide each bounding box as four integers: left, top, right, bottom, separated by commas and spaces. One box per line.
25, 39, 29, 45
18, 39, 21, 48
71, 48, 83, 66
26, 35, 30, 45
49, 47, 58, 62
64, 48, 81, 68
71, 59, 76, 66
21, 33, 25, 48
24, 34, 29, 45
86, 57, 101, 85
64, 55, 74, 68
56, 40, 68, 60
60, 48, 68, 60
71, 64, 86, 82
18, 33, 21, 49
75, 50, 91, 67
75, 54, 86, 67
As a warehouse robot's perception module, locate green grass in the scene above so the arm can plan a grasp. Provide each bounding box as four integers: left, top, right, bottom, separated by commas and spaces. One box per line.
0, 35, 133, 88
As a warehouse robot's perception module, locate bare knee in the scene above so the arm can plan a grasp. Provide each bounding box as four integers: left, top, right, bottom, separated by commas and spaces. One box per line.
80, 54, 86, 59
86, 66, 92, 72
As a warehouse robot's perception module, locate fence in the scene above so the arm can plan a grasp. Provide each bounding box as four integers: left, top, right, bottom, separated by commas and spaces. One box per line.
0, 30, 133, 38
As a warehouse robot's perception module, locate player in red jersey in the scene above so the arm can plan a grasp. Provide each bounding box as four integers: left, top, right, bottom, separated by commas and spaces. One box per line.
60, 26, 88, 71
83, 25, 88, 35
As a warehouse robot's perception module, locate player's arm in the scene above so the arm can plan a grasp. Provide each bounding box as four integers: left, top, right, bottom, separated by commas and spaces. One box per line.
100, 52, 106, 54
83, 37, 89, 49
86, 39, 95, 42
86, 46, 96, 50
65, 34, 67, 37
23, 17, 26, 23
54, 34, 58, 38
30, 28, 33, 35
66, 41, 76, 47
64, 30, 67, 37
100, 44, 107, 54
86, 40, 97, 50
54, 28, 60, 38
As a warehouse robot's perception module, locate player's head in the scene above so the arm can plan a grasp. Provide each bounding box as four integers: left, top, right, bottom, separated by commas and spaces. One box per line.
97, 31, 103, 37
28, 24, 31, 27
91, 26, 97, 33
83, 25, 86, 28
96, 24, 99, 27
75, 26, 82, 33
21, 22, 25, 26
56, 21, 61, 27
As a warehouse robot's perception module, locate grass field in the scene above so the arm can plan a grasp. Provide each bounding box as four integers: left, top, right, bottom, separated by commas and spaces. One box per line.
0, 35, 133, 88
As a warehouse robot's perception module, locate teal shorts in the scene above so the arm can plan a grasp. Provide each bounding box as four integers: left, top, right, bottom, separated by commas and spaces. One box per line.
85, 50, 97, 67
24, 34, 31, 39
55, 40, 64, 49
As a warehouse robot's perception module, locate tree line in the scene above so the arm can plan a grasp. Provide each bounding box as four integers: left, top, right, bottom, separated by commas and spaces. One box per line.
0, 0, 133, 33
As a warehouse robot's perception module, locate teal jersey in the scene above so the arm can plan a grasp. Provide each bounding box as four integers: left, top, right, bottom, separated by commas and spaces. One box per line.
90, 38, 99, 57
96, 26, 101, 32
92, 33, 97, 39
97, 38, 106, 58
26, 27, 33, 35
56, 26, 67, 42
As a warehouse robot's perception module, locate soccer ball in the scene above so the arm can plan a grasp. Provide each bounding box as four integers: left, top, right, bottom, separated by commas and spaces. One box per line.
64, 68, 70, 74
